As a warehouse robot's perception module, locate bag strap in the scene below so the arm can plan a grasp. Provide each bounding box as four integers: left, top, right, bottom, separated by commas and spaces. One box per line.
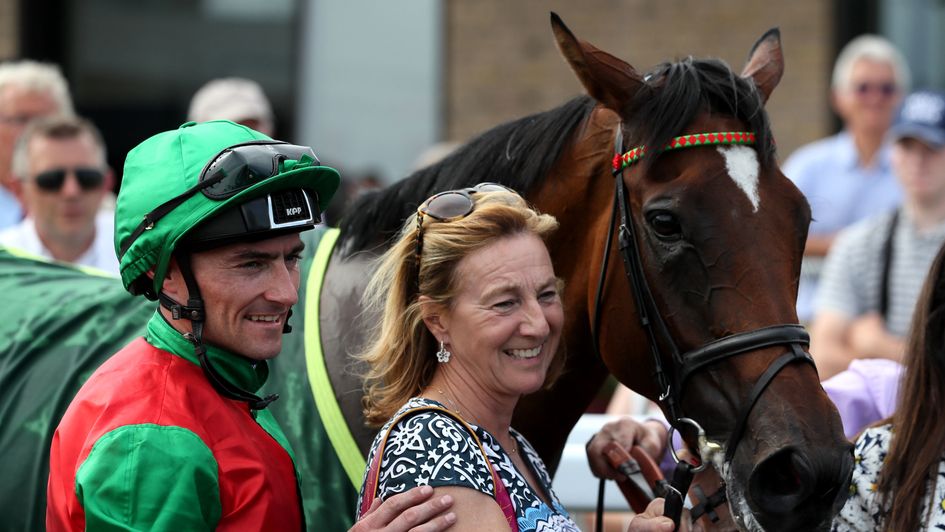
358, 405, 519, 532
879, 209, 899, 323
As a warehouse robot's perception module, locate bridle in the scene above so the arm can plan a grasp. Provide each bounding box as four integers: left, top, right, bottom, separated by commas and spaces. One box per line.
591, 127, 816, 526
591, 126, 816, 530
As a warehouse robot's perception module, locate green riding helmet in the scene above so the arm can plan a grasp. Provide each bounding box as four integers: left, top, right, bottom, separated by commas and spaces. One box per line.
114, 120, 340, 299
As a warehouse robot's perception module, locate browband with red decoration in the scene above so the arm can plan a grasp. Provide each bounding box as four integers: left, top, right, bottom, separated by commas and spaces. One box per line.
612, 131, 756, 173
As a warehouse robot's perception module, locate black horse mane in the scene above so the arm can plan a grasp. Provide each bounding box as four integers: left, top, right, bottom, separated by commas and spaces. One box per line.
630, 56, 775, 170
337, 96, 597, 256
338, 56, 774, 256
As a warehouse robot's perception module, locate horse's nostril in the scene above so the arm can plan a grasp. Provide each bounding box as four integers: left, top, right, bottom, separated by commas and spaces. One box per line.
746, 446, 853, 531
766, 454, 803, 495
749, 449, 814, 511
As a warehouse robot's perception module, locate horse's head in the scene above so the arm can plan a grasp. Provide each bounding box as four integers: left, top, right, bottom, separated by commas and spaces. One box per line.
551, 14, 853, 531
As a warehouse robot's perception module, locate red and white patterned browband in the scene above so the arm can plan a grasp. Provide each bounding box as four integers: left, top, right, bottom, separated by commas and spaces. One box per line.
612, 131, 756, 173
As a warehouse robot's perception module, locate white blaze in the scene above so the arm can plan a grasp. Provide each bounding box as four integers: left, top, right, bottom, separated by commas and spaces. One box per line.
717, 145, 761, 212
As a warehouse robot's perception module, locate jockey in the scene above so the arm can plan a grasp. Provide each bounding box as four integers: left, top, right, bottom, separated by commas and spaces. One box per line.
46, 121, 456, 531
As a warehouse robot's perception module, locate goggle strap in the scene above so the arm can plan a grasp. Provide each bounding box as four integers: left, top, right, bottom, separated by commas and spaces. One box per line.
280, 153, 316, 173
118, 172, 228, 260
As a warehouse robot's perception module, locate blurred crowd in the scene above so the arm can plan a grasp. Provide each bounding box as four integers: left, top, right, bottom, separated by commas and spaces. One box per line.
3, 31, 945, 529
4, 30, 943, 384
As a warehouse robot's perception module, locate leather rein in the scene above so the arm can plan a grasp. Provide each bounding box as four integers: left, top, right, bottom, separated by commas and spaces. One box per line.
592, 128, 816, 528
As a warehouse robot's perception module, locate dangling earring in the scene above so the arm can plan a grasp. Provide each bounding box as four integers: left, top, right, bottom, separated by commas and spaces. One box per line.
436, 341, 451, 363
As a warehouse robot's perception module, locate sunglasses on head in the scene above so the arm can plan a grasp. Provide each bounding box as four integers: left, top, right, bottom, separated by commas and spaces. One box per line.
33, 168, 105, 192
853, 81, 898, 98
414, 182, 516, 270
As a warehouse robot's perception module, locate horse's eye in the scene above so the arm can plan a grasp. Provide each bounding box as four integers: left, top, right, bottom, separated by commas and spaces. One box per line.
646, 211, 682, 240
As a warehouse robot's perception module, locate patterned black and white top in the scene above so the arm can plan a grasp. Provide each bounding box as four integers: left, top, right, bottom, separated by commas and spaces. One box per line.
832, 424, 945, 531
358, 397, 581, 531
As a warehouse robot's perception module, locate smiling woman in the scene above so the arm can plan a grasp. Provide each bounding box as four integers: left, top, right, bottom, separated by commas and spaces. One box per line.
356, 186, 580, 531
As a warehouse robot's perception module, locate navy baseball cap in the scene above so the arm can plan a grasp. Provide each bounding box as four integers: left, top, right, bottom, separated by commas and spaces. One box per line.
888, 90, 945, 149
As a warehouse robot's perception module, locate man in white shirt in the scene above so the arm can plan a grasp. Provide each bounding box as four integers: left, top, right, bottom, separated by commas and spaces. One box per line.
0, 115, 117, 275
0, 61, 75, 228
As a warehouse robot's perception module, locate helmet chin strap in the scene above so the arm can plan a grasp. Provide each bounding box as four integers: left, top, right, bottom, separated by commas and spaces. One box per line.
160, 251, 279, 410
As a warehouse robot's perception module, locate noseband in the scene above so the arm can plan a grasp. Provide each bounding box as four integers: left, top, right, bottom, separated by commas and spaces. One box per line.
594, 129, 816, 464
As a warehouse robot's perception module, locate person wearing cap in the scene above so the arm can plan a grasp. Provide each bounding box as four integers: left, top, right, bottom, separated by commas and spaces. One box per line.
188, 77, 276, 136
783, 36, 910, 323
46, 121, 456, 531
811, 89, 945, 380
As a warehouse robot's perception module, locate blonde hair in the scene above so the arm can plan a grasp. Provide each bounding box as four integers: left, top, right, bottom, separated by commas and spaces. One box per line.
359, 189, 561, 426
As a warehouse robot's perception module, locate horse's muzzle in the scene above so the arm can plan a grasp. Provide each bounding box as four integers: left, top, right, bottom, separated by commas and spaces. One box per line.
746, 443, 854, 531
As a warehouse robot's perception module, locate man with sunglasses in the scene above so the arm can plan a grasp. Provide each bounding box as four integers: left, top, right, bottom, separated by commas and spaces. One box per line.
46, 120, 455, 531
784, 35, 910, 323
0, 60, 75, 229
0, 115, 117, 274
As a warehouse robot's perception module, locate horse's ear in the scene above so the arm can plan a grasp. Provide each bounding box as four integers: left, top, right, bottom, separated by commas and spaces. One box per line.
551, 12, 644, 114
741, 28, 784, 103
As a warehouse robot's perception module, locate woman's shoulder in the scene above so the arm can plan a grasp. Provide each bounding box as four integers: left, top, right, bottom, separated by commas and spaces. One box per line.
383, 397, 444, 426
380, 397, 477, 440
369, 397, 495, 495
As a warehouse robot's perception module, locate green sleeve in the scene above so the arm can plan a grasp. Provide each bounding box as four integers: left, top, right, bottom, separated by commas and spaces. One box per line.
75, 424, 222, 531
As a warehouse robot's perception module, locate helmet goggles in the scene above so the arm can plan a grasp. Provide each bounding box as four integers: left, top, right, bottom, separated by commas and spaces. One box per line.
200, 141, 319, 199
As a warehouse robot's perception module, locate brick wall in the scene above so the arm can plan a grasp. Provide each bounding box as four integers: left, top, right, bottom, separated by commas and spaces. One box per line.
445, 1, 833, 161
0, 0, 18, 59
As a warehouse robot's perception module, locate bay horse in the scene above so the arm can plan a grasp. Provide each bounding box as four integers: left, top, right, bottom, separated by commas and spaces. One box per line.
324, 15, 852, 531
0, 15, 850, 532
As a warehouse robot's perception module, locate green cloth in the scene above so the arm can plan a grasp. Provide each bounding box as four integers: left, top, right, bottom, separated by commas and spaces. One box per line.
0, 251, 152, 531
